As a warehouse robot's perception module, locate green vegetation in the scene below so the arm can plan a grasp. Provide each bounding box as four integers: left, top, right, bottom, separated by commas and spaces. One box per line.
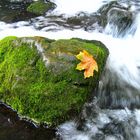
0, 36, 109, 126
27, 1, 56, 15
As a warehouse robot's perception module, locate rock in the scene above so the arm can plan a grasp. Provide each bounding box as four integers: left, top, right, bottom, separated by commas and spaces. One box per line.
27, 1, 56, 15
0, 0, 56, 22
97, 1, 133, 35
0, 102, 56, 140
0, 0, 35, 22
0, 36, 109, 127
106, 7, 133, 36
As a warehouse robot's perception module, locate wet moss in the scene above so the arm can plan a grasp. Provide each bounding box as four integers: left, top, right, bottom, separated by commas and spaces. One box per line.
27, 1, 56, 15
0, 36, 109, 126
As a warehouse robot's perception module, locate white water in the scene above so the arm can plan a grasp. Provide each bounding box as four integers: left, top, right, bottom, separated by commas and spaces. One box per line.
58, 108, 140, 140
1, 0, 140, 139
52, 0, 108, 15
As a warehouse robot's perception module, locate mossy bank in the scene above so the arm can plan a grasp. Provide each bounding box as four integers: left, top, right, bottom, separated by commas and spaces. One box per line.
0, 36, 109, 127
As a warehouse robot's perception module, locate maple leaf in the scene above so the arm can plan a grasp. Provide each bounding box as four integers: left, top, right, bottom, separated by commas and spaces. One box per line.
76, 50, 98, 78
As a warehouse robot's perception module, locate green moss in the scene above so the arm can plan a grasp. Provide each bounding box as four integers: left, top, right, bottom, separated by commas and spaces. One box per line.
0, 36, 109, 126
27, 1, 56, 15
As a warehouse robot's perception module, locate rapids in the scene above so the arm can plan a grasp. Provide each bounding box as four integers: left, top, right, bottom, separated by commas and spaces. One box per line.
1, 0, 140, 139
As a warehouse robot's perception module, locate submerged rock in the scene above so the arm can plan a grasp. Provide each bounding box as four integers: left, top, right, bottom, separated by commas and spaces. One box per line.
98, 1, 134, 36
0, 36, 108, 127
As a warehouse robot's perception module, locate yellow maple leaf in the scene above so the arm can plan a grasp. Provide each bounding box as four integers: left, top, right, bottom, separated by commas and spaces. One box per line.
76, 50, 98, 78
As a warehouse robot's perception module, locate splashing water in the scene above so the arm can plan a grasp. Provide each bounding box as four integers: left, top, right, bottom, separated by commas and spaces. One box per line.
53, 0, 108, 15
1, 0, 140, 139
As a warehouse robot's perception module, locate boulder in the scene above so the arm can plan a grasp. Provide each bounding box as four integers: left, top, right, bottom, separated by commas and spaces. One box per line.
0, 36, 108, 126
27, 1, 56, 15
0, 0, 56, 22
0, 0, 34, 22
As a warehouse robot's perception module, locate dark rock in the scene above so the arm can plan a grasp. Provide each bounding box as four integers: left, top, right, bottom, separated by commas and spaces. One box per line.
0, 102, 56, 140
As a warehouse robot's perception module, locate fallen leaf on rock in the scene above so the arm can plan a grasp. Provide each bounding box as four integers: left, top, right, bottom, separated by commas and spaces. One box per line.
76, 50, 98, 78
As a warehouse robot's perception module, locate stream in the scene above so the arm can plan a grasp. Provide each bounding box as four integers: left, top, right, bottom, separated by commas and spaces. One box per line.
1, 0, 140, 140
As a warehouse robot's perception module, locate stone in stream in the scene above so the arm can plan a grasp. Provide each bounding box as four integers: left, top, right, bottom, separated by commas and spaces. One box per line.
97, 1, 133, 36
0, 36, 109, 127
27, 1, 56, 15
0, 0, 34, 22
0, 0, 56, 22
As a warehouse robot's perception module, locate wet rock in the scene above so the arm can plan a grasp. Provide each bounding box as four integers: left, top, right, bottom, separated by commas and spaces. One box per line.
97, 67, 140, 109
0, 36, 108, 127
0, 0, 56, 22
98, 1, 134, 36
27, 1, 56, 15
0, 0, 34, 22
0, 102, 56, 140
106, 7, 133, 36
102, 117, 137, 140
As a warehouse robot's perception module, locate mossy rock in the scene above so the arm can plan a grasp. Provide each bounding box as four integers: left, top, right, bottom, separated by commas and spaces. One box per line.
27, 1, 56, 15
0, 36, 109, 127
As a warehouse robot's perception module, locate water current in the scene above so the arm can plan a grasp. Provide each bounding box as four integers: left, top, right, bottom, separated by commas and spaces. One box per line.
1, 0, 140, 139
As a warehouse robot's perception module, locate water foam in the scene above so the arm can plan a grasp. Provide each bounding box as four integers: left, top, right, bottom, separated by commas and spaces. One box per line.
1, 0, 140, 139
53, 0, 108, 15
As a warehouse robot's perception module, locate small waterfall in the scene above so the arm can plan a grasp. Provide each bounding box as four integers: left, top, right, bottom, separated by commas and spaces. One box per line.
97, 9, 140, 108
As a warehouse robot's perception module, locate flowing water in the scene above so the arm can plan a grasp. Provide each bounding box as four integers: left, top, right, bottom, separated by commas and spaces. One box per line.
1, 0, 140, 140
